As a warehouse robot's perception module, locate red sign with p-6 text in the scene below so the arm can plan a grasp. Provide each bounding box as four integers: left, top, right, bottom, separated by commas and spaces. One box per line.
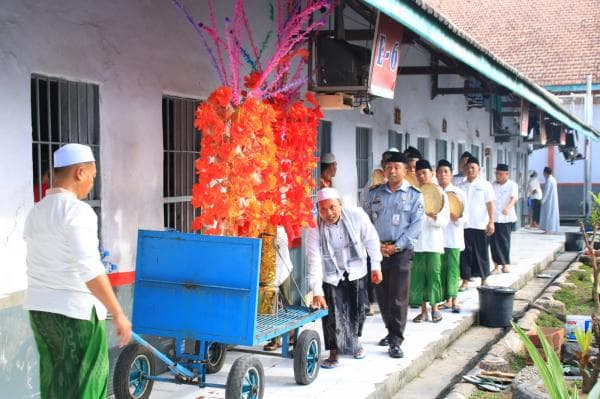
368, 12, 404, 99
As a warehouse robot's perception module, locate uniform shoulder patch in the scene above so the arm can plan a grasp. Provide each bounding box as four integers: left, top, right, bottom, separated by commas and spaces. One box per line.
409, 185, 421, 193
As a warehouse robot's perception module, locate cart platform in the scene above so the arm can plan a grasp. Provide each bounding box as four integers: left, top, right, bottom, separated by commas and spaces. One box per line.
132, 229, 325, 347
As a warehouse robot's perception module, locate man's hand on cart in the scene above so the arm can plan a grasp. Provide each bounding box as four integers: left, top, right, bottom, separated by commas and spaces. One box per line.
371, 270, 383, 285
312, 295, 328, 309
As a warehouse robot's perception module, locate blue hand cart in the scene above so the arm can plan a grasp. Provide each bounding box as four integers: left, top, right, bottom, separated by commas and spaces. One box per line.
113, 229, 327, 399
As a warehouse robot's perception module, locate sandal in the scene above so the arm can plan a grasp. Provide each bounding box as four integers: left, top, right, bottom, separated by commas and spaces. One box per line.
452, 304, 461, 314
263, 340, 281, 351
413, 313, 428, 323
321, 358, 339, 369
438, 303, 451, 310
353, 346, 366, 359
431, 310, 443, 323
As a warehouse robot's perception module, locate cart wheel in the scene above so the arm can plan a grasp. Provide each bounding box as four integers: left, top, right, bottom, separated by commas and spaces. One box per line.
225, 355, 264, 399
293, 329, 321, 385
113, 343, 154, 399
206, 342, 227, 374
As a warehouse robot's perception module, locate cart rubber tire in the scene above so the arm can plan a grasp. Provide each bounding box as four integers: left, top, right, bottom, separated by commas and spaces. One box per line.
113, 343, 155, 399
206, 342, 227, 374
225, 355, 264, 399
293, 329, 321, 385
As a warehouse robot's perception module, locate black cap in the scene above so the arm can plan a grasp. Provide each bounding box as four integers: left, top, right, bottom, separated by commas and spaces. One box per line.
436, 159, 452, 170
382, 150, 399, 164
385, 152, 407, 164
496, 163, 509, 171
404, 146, 422, 160
461, 151, 473, 159
415, 159, 432, 171
466, 156, 479, 166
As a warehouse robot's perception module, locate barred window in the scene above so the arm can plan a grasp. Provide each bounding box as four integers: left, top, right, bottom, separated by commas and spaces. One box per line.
356, 127, 372, 199
435, 139, 447, 163
417, 137, 428, 159
31, 74, 101, 218
388, 129, 403, 150
471, 144, 480, 160
318, 120, 332, 156
162, 96, 201, 232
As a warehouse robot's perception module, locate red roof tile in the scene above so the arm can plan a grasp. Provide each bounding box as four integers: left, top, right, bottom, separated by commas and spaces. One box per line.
425, 0, 600, 87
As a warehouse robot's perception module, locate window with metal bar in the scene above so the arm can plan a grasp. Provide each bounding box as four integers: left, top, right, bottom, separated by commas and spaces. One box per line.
417, 137, 428, 159
388, 129, 402, 150
30, 74, 101, 220
457, 142, 465, 159
404, 133, 411, 150
356, 127, 372, 200
471, 144, 480, 160
435, 139, 447, 163
162, 96, 201, 232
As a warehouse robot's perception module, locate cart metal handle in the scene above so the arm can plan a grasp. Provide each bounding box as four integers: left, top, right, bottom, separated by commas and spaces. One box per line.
131, 332, 195, 379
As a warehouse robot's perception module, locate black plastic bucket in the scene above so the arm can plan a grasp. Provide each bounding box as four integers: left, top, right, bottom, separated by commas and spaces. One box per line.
478, 286, 516, 327
565, 232, 583, 252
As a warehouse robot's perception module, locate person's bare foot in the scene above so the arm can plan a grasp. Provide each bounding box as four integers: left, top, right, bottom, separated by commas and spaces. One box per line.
490, 267, 501, 275
502, 265, 510, 273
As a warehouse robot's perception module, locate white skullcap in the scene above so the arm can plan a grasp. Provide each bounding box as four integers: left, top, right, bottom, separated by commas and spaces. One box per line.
321, 153, 336, 164
316, 188, 340, 202
53, 144, 95, 168
387, 147, 400, 152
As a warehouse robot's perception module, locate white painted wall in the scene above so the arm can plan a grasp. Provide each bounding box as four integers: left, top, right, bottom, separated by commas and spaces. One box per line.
0, 0, 272, 296
0, 0, 531, 297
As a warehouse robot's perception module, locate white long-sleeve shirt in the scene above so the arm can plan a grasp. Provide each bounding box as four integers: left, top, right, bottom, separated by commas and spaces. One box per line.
23, 188, 107, 320
306, 206, 382, 297
414, 189, 449, 253
442, 184, 466, 250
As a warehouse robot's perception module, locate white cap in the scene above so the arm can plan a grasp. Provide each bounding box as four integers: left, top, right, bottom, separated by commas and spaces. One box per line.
321, 153, 336, 164
387, 147, 399, 152
316, 188, 340, 202
53, 144, 96, 168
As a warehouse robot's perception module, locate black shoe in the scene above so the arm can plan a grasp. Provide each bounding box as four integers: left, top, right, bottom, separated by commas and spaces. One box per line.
388, 344, 404, 358
378, 336, 389, 346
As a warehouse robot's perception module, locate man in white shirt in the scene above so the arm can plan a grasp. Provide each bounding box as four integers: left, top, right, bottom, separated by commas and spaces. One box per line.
490, 164, 518, 274
436, 160, 466, 313
409, 160, 449, 323
24, 144, 131, 398
527, 170, 543, 228
458, 157, 496, 290
452, 151, 472, 186
307, 188, 383, 368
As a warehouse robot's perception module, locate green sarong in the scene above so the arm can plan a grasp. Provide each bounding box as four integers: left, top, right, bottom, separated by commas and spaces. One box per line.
441, 248, 461, 300
29, 308, 108, 399
409, 252, 442, 306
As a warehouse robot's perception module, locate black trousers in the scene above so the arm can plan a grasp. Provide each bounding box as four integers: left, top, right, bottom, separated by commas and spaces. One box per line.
490, 222, 512, 265
531, 199, 541, 224
460, 228, 490, 280
375, 250, 413, 347
322, 274, 368, 354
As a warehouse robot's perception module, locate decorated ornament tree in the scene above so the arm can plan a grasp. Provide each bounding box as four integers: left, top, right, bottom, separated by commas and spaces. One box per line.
175, 0, 332, 313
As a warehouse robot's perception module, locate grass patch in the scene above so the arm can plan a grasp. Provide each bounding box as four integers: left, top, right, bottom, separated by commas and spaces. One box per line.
509, 352, 527, 373
554, 263, 595, 316
536, 311, 564, 328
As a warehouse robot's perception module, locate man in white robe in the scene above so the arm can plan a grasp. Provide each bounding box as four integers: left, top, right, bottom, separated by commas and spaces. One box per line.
540, 166, 560, 234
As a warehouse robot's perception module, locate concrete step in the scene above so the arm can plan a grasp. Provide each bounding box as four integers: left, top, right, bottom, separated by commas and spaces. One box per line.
391, 252, 578, 399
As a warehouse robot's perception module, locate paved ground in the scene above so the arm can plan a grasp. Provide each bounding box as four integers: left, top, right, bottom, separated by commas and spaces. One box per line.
145, 228, 566, 399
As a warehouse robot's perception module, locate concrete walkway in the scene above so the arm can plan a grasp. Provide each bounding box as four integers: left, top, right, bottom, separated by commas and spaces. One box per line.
147, 229, 566, 399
